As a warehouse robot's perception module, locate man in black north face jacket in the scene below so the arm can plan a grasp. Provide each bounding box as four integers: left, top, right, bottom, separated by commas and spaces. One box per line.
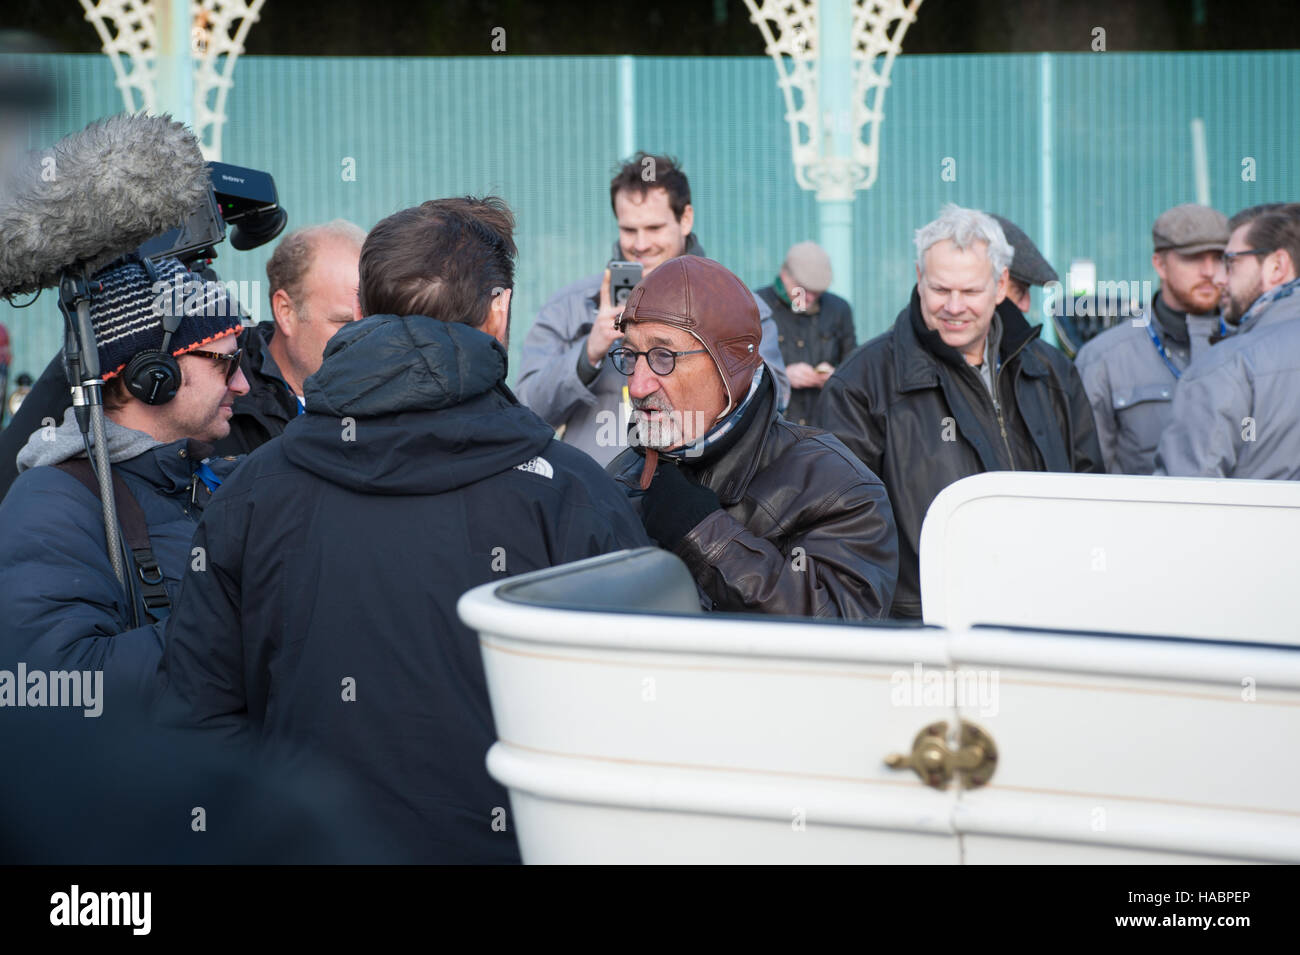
158, 199, 650, 864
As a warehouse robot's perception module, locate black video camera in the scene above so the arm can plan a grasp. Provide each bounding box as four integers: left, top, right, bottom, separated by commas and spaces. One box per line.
136, 161, 288, 268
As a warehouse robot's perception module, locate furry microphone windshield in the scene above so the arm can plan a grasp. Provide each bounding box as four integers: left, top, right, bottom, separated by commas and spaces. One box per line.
0, 113, 208, 298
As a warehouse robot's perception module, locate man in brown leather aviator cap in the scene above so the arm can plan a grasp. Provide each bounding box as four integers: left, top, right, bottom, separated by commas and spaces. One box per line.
606, 255, 899, 618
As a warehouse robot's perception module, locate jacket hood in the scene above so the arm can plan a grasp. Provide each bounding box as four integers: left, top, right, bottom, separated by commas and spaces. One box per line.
303, 314, 510, 417
283, 314, 555, 495
16, 405, 163, 472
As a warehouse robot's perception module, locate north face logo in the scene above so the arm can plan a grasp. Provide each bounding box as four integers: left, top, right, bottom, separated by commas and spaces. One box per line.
514, 456, 554, 479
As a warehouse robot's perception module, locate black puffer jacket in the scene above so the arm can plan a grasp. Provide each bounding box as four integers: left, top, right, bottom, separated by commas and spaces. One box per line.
159, 314, 650, 863
609, 372, 898, 619
815, 290, 1103, 619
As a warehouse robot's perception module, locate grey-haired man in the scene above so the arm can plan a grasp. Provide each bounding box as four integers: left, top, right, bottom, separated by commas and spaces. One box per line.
1074, 204, 1230, 474
815, 204, 1102, 619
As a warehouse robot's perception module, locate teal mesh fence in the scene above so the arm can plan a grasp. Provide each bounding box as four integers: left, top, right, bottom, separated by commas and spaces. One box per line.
3, 51, 1297, 389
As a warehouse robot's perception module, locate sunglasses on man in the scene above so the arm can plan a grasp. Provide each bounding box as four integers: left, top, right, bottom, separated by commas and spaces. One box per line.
188, 348, 244, 384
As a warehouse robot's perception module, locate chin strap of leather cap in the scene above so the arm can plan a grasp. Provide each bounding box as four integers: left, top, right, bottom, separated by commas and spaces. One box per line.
639, 448, 659, 490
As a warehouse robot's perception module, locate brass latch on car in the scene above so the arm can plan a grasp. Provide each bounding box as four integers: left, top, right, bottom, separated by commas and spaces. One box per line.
885, 720, 997, 790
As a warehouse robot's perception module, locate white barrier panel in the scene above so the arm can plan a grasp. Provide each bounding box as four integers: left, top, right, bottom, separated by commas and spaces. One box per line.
458, 554, 1300, 864
919, 472, 1300, 644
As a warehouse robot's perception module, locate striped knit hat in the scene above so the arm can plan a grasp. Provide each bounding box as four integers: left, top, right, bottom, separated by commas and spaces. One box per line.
91, 256, 243, 380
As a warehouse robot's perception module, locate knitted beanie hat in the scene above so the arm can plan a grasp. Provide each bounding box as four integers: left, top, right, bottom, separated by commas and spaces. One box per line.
91, 256, 243, 380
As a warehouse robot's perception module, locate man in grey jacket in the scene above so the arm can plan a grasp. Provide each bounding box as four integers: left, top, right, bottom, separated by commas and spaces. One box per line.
1155, 203, 1300, 479
1074, 204, 1229, 474
515, 152, 789, 467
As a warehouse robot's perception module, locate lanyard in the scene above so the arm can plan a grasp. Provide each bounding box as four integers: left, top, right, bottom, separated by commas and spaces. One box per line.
1145, 315, 1229, 379
1144, 320, 1184, 379
195, 461, 224, 492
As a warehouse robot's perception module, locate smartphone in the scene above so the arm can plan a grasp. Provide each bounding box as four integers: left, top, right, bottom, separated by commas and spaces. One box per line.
608, 260, 643, 305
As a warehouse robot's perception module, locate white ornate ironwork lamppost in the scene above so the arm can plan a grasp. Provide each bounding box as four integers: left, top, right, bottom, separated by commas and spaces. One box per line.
79, 0, 266, 161
745, 0, 922, 311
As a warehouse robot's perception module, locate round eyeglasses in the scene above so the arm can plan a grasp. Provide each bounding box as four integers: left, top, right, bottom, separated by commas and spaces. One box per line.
609, 345, 708, 376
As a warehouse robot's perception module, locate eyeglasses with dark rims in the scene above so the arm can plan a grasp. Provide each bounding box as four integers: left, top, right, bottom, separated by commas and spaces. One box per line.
609, 345, 708, 376
1222, 248, 1275, 272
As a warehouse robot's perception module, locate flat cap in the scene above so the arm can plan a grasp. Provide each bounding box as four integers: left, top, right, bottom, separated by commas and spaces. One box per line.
783, 241, 833, 295
1152, 204, 1229, 254
991, 215, 1059, 287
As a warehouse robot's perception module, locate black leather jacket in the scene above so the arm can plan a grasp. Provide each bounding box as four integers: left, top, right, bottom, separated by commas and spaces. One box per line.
609, 374, 899, 619
815, 289, 1104, 619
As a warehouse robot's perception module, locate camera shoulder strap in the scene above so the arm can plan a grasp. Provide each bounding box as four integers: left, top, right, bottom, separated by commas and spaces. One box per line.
54, 458, 170, 621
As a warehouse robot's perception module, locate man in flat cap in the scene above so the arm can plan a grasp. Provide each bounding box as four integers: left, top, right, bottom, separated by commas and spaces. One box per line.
606, 255, 898, 618
1155, 203, 1300, 479
1074, 203, 1229, 474
756, 241, 858, 425
990, 215, 1059, 316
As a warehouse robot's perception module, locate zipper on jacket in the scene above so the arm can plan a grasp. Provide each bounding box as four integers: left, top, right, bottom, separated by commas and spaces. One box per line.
983, 333, 1035, 471
993, 397, 1015, 471
962, 362, 1017, 471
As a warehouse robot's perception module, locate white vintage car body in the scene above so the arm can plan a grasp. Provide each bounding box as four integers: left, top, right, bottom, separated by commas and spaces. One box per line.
458, 473, 1300, 864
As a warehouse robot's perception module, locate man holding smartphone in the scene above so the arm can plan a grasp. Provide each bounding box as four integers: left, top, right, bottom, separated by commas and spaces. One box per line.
516, 152, 789, 467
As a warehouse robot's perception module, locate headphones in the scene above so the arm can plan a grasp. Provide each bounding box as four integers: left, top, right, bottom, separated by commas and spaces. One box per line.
123, 257, 185, 405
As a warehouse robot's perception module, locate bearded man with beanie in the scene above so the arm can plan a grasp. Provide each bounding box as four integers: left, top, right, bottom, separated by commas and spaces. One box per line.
606, 255, 897, 618
0, 256, 247, 699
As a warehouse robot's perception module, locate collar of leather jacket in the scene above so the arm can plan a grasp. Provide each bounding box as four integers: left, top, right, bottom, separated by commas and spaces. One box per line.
232, 321, 300, 422
680, 370, 776, 505
898, 287, 1047, 391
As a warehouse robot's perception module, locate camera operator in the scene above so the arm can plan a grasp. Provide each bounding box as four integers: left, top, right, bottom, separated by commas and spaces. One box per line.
0, 256, 247, 702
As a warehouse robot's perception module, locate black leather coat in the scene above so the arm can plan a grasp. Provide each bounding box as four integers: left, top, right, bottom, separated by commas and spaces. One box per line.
609, 373, 899, 619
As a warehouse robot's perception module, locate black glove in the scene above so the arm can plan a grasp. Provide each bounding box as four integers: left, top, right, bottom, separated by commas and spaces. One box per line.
640, 459, 721, 549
